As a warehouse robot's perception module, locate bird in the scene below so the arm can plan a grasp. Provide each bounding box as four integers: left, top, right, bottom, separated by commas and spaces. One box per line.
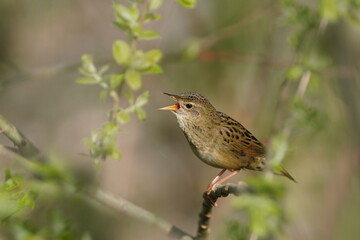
159, 92, 295, 201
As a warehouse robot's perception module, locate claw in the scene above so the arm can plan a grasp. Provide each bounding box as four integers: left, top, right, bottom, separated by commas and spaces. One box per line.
203, 191, 218, 207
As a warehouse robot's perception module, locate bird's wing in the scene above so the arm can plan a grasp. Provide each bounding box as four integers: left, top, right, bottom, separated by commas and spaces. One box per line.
218, 113, 266, 158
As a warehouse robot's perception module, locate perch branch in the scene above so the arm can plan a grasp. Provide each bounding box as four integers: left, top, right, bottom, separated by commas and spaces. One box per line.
196, 183, 254, 240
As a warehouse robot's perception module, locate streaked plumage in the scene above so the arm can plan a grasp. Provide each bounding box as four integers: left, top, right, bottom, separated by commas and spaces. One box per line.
159, 92, 295, 198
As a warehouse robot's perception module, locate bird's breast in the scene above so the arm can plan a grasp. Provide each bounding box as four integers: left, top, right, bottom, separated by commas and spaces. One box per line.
182, 124, 235, 169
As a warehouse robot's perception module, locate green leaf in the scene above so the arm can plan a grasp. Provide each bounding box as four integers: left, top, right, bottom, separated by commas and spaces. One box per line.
76, 77, 99, 84
112, 3, 139, 35
99, 89, 108, 103
110, 74, 124, 89
129, 4, 140, 20
135, 91, 150, 108
132, 50, 151, 71
286, 66, 304, 81
19, 193, 35, 209
84, 138, 96, 149
113, 21, 131, 33
176, 0, 196, 8
133, 49, 162, 72
135, 107, 146, 121
81, 54, 96, 74
124, 89, 135, 104
138, 30, 160, 40
150, 0, 163, 10
103, 123, 118, 136
113, 40, 131, 65
116, 111, 130, 124
113, 3, 134, 23
4, 169, 11, 181
99, 65, 109, 75
142, 64, 163, 74
145, 49, 162, 63
110, 148, 122, 160
145, 13, 162, 22
125, 70, 142, 90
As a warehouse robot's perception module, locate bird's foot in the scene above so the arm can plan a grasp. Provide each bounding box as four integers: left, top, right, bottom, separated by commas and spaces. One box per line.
206, 182, 219, 195
203, 191, 218, 207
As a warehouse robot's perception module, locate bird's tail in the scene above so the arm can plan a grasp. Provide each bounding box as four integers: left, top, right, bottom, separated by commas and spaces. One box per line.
275, 166, 297, 183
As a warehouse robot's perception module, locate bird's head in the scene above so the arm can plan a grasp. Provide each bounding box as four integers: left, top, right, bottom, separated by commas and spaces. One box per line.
159, 92, 216, 124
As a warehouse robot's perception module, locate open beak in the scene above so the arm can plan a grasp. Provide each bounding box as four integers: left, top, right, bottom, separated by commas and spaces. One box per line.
158, 103, 180, 111
158, 92, 180, 111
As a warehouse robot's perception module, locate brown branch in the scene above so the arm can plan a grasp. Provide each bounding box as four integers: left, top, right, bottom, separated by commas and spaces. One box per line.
196, 183, 254, 240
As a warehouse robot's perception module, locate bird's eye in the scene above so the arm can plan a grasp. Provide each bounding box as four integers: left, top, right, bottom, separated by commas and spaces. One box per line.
185, 103, 193, 109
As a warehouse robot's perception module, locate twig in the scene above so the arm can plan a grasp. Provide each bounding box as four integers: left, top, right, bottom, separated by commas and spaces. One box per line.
198, 6, 275, 49
196, 183, 254, 240
295, 70, 311, 98
0, 114, 44, 162
95, 190, 194, 240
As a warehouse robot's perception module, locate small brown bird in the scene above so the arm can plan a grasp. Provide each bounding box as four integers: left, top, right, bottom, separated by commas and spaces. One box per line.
159, 92, 295, 198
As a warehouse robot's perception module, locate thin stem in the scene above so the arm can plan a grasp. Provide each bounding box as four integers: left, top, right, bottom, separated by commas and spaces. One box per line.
130, 0, 151, 52
109, 90, 120, 123
0, 114, 44, 162
95, 190, 194, 240
139, 0, 151, 26
199, 5, 274, 50
296, 70, 311, 98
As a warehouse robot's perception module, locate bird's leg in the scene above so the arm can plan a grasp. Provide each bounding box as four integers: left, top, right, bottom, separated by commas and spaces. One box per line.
206, 169, 226, 194
206, 170, 240, 195
203, 169, 239, 207
215, 170, 240, 184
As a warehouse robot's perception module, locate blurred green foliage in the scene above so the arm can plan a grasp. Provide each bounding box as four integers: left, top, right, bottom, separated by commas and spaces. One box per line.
222, 178, 286, 239
77, 1, 162, 162
0, 152, 116, 239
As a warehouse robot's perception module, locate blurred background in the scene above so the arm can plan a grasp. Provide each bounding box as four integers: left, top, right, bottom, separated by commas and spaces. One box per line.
0, 0, 359, 239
